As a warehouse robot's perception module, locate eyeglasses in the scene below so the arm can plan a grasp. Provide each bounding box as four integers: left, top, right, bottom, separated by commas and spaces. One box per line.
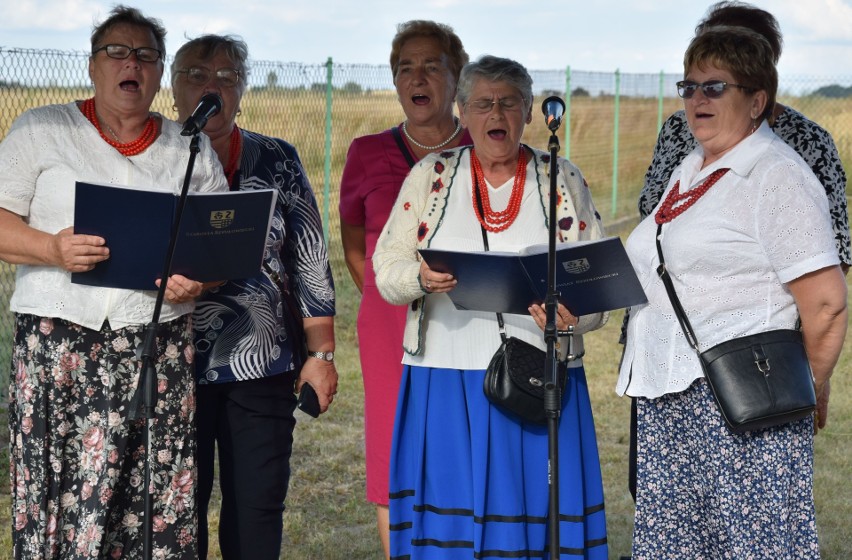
676, 80, 752, 99
92, 44, 162, 63
465, 96, 525, 114
174, 67, 242, 88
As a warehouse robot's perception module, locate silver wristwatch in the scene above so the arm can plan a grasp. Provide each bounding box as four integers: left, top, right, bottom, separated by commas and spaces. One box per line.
308, 350, 334, 362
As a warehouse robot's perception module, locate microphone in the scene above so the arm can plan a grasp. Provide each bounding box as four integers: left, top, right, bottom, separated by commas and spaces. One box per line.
541, 96, 566, 132
180, 93, 223, 136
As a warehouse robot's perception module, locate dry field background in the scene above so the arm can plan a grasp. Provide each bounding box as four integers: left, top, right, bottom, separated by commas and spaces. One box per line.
0, 86, 849, 558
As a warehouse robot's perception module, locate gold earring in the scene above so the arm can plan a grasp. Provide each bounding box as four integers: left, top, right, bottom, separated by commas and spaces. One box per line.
172, 105, 178, 113
236, 108, 242, 117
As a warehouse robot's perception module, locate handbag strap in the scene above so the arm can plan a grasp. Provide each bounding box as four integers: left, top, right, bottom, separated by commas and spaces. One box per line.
472, 170, 508, 343
654, 223, 701, 351
390, 125, 417, 169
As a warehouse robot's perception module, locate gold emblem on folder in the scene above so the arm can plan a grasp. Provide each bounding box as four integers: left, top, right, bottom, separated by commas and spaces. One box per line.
562, 258, 590, 274
210, 210, 234, 229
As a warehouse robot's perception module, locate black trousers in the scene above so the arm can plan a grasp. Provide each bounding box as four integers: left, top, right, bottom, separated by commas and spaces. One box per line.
196, 373, 298, 559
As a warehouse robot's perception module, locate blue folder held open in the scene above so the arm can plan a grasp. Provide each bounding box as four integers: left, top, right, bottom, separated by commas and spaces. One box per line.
419, 237, 647, 316
72, 181, 275, 291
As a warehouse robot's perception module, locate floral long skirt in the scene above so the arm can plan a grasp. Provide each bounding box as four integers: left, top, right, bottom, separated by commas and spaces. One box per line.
633, 378, 818, 559
9, 314, 198, 559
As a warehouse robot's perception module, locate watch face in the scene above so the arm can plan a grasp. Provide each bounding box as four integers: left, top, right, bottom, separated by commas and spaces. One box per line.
324, 351, 334, 361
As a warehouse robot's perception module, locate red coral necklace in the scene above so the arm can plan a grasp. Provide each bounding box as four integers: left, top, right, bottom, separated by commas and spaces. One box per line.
224, 126, 242, 188
80, 97, 157, 157
655, 168, 730, 224
470, 147, 527, 233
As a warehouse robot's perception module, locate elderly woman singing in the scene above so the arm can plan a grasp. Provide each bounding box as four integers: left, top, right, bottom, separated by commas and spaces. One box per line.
619, 26, 847, 559
338, 20, 470, 556
0, 6, 227, 559
374, 55, 609, 560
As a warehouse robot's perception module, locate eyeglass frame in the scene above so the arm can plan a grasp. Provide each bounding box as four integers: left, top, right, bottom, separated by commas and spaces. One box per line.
173, 66, 243, 88
676, 79, 754, 99
464, 95, 528, 114
92, 44, 163, 63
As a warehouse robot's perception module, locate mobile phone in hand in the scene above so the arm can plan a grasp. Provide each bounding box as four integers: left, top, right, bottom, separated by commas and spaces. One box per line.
297, 383, 321, 418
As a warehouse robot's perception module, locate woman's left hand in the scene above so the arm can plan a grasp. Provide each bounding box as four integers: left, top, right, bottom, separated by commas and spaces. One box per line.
528, 302, 578, 332
155, 274, 205, 304
296, 358, 339, 414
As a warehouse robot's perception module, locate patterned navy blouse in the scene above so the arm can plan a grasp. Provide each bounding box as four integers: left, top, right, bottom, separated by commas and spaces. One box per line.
194, 129, 335, 384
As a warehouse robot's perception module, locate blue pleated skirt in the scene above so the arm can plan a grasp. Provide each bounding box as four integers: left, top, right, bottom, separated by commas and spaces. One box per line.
389, 365, 608, 560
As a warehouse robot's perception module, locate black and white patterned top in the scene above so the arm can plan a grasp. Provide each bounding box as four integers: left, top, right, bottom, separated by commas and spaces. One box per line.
639, 107, 850, 266
193, 129, 335, 383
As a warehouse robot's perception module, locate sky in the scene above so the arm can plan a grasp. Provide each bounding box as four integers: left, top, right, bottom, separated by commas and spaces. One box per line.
2, 0, 851, 77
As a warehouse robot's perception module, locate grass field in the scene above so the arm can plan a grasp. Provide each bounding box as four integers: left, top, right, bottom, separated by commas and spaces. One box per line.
2, 229, 851, 559
0, 88, 850, 558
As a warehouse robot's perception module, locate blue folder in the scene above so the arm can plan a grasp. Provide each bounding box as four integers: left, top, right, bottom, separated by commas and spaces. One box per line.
419, 237, 647, 316
72, 181, 275, 290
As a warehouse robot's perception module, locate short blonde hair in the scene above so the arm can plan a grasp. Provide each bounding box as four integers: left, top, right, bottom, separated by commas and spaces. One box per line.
389, 20, 468, 84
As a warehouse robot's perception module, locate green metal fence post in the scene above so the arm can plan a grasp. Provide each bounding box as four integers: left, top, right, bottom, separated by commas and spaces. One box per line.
657, 69, 664, 132
564, 65, 571, 159
611, 68, 621, 218
322, 56, 333, 243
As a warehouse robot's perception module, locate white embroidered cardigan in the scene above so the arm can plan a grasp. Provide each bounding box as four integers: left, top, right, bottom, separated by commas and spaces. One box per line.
373, 145, 608, 356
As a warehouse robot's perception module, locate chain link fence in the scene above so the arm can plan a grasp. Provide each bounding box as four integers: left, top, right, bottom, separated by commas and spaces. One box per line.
1, 47, 851, 395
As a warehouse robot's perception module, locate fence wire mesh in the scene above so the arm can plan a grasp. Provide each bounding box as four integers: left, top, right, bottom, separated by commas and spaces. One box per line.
1, 47, 850, 396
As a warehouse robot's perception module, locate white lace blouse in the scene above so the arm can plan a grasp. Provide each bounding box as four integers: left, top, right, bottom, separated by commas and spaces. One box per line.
0, 102, 228, 330
617, 123, 839, 399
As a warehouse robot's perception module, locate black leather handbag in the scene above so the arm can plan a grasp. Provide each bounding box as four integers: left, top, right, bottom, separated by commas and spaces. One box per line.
655, 224, 815, 433
698, 330, 816, 432
484, 319, 567, 425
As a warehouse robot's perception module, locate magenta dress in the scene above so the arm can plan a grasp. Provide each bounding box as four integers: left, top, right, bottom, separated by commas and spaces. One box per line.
339, 124, 471, 505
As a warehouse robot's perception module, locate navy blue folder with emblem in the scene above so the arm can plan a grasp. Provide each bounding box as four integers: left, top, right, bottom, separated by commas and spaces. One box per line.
72, 181, 275, 290
419, 237, 646, 316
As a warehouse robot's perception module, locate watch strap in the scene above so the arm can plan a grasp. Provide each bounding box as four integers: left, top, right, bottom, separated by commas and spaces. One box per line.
308, 350, 334, 362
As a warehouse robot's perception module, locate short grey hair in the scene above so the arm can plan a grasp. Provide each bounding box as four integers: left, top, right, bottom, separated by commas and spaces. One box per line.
457, 55, 533, 111
171, 34, 250, 94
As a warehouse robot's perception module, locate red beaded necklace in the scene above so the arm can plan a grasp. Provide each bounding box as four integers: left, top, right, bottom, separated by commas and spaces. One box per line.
80, 97, 157, 157
224, 126, 242, 188
655, 168, 730, 224
470, 147, 527, 233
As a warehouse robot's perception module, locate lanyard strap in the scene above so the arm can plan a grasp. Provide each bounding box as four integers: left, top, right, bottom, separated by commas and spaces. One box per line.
472, 173, 507, 342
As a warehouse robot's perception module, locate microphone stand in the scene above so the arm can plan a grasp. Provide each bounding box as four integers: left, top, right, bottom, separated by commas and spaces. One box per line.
127, 133, 201, 560
542, 111, 571, 560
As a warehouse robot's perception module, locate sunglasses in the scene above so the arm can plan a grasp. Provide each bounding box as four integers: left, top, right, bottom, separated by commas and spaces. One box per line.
93, 44, 162, 63
174, 67, 242, 88
676, 80, 753, 99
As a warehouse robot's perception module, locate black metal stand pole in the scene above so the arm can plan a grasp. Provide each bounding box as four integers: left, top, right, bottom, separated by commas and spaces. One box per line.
127, 134, 201, 560
543, 127, 563, 559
